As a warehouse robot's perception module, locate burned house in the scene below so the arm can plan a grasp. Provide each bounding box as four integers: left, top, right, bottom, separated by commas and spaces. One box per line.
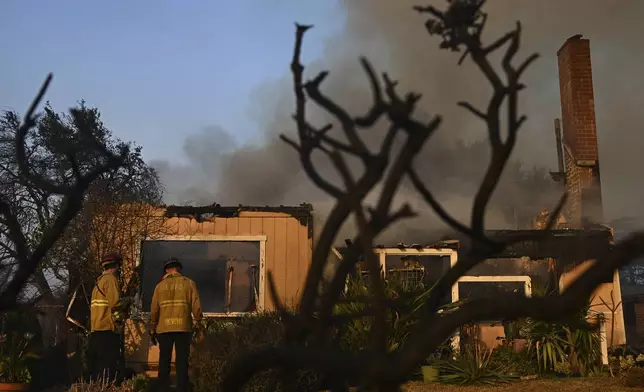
75, 34, 627, 373
328, 34, 628, 357
118, 204, 314, 373
332, 227, 624, 357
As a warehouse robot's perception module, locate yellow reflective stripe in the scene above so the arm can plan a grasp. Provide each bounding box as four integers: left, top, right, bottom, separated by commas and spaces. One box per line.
159, 301, 189, 308
159, 300, 189, 305
91, 296, 109, 308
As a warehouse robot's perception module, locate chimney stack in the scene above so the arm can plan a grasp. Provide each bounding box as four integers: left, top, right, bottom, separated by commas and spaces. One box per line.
557, 34, 603, 227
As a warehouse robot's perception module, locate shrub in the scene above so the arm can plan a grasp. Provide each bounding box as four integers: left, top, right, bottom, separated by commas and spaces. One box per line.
523, 318, 603, 376
334, 274, 463, 384
509, 299, 603, 376
0, 311, 42, 384
609, 344, 642, 357
609, 353, 644, 378
190, 313, 321, 391
489, 344, 537, 377
67, 374, 149, 392
333, 274, 455, 355
435, 342, 517, 385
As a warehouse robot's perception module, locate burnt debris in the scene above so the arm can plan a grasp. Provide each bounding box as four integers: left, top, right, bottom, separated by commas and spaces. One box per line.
161, 202, 314, 229
486, 228, 613, 261
334, 227, 614, 285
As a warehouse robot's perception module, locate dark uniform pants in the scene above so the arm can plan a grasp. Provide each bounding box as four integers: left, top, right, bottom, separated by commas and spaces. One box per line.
89, 330, 121, 382
158, 332, 192, 392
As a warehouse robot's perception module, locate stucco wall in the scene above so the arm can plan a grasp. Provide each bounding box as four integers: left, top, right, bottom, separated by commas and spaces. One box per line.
559, 260, 626, 347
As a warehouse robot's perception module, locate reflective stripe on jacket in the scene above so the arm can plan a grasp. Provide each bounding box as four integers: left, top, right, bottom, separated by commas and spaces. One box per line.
150, 272, 203, 334
90, 272, 120, 332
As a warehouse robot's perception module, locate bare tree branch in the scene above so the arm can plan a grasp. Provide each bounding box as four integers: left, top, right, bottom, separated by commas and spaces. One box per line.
222, 1, 644, 390
0, 74, 127, 309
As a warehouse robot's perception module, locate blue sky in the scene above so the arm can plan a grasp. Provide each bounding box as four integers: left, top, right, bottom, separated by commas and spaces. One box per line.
1, 0, 344, 162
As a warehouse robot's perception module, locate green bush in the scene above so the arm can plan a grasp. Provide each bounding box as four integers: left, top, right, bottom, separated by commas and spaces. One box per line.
435, 343, 517, 385
333, 275, 412, 354
609, 354, 644, 378
508, 301, 603, 376
333, 274, 454, 355
189, 313, 321, 392
0, 311, 42, 384
333, 274, 462, 384
489, 344, 537, 376
67, 374, 149, 392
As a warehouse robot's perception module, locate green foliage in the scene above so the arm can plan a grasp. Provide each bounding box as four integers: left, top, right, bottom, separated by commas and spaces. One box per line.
609, 354, 644, 378
190, 313, 321, 392
489, 344, 537, 376
332, 274, 464, 384
523, 320, 568, 373
0, 102, 163, 299
333, 273, 453, 355
435, 343, 517, 385
0, 331, 38, 383
0, 312, 42, 384
67, 375, 149, 392
126, 374, 149, 392
1, 103, 160, 203
510, 302, 604, 376
567, 322, 603, 376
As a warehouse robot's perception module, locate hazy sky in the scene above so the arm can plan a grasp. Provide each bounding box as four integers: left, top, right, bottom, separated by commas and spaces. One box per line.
1, 0, 343, 162
2, 0, 644, 224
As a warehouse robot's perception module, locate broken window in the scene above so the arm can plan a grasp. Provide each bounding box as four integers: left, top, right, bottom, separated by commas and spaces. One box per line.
456, 281, 530, 324
383, 253, 452, 306
458, 281, 527, 300
384, 254, 450, 288
352, 252, 453, 305
466, 258, 550, 279
139, 240, 261, 314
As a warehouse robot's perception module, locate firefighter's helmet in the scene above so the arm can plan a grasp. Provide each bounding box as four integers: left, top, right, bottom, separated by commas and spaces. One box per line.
164, 257, 183, 271
101, 252, 122, 269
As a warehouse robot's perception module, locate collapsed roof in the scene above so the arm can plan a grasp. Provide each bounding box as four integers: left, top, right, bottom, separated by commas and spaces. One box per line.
161, 203, 314, 226
334, 227, 613, 273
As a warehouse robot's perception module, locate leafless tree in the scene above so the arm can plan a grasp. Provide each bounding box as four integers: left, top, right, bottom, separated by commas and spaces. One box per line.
219, 1, 644, 390
51, 165, 163, 296
0, 74, 128, 310
1, 98, 163, 348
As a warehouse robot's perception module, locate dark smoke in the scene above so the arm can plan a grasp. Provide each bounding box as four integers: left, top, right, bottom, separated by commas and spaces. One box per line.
151, 0, 644, 244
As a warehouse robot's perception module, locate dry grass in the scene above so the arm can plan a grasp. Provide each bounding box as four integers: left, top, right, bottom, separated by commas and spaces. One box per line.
403, 377, 634, 392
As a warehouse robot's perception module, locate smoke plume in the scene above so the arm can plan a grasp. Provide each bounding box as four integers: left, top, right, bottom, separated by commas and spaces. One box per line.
151, 0, 644, 244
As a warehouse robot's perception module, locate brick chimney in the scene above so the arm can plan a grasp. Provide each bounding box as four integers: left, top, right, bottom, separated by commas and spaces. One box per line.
557, 35, 603, 227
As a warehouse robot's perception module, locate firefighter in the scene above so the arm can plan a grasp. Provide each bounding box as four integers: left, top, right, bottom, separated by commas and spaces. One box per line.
89, 252, 122, 382
150, 257, 203, 392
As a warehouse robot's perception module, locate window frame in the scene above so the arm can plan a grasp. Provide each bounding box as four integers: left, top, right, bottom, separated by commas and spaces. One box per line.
334, 247, 459, 297
134, 234, 267, 318
353, 250, 608, 362
452, 275, 532, 351
376, 248, 459, 301
454, 275, 533, 301
376, 248, 459, 352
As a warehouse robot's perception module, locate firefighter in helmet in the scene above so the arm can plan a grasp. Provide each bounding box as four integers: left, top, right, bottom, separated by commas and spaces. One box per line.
150, 257, 203, 392
89, 252, 122, 382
